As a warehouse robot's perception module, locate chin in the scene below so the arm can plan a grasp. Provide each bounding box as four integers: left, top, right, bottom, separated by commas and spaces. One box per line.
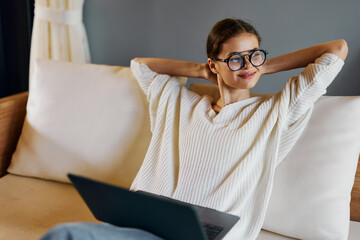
223, 74, 260, 89
234, 78, 259, 89
229, 83, 256, 90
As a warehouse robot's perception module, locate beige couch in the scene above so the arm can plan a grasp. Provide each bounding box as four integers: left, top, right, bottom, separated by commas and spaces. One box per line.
0, 91, 359, 240
0, 61, 359, 239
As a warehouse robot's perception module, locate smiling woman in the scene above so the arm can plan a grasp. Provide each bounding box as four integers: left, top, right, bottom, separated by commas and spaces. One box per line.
129, 18, 348, 240
41, 18, 348, 240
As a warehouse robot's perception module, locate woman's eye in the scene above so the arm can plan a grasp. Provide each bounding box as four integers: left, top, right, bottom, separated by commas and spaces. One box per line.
230, 57, 242, 63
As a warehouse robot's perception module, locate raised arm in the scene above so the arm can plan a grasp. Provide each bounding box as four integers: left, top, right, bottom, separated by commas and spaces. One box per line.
133, 58, 217, 84
262, 39, 348, 75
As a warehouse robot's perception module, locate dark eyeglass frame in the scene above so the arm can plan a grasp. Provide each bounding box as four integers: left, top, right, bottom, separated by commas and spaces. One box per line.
213, 49, 268, 71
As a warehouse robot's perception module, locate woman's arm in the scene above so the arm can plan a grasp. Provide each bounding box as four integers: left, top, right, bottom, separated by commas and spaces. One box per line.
133, 58, 217, 84
262, 39, 348, 75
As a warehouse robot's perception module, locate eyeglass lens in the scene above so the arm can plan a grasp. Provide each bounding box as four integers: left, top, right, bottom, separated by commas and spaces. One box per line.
228, 50, 266, 71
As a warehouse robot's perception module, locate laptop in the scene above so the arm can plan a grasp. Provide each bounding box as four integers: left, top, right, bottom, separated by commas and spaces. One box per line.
68, 173, 240, 240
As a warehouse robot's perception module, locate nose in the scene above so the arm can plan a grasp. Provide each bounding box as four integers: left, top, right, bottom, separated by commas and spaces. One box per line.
242, 55, 252, 69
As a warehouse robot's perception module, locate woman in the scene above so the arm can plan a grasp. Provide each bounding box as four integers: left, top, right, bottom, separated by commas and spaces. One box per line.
41, 18, 347, 240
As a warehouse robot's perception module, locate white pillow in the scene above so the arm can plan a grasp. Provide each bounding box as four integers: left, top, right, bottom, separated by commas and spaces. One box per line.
189, 83, 360, 240
263, 96, 360, 240
8, 59, 153, 188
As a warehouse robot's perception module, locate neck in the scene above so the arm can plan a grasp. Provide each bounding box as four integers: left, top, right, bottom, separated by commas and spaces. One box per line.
216, 81, 251, 108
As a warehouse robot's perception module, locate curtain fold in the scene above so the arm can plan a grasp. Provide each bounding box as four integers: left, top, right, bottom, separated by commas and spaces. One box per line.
29, 0, 90, 79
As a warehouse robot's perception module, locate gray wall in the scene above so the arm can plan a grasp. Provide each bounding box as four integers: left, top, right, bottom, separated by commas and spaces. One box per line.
83, 0, 360, 96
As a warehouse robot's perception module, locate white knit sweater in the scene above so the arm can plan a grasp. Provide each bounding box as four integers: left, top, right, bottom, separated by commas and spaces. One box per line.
130, 54, 344, 240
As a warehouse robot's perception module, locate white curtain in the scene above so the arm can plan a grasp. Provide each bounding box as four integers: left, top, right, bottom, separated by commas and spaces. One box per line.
29, 0, 91, 79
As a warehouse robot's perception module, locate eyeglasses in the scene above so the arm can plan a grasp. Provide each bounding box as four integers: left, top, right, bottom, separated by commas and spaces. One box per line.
213, 49, 268, 71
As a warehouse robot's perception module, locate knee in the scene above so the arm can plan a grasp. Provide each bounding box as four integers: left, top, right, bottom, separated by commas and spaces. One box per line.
40, 223, 90, 240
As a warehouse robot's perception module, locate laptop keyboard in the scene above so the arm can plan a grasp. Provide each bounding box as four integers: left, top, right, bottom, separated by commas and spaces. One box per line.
137, 190, 228, 239
203, 223, 224, 240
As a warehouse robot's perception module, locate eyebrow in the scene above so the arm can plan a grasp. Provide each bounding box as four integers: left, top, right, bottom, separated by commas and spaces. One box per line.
227, 48, 259, 58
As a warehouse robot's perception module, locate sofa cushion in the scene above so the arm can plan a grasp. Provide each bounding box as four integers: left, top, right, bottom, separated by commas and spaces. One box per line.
256, 230, 298, 239
189, 83, 360, 240
7, 60, 153, 187
9, 60, 187, 187
0, 174, 99, 240
1, 174, 359, 240
256, 221, 360, 240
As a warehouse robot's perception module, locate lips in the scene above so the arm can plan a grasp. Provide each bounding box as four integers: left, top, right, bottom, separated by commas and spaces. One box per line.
238, 72, 256, 79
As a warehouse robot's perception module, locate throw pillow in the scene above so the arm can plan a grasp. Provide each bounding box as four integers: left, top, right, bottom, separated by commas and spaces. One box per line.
262, 95, 360, 240
9, 59, 158, 187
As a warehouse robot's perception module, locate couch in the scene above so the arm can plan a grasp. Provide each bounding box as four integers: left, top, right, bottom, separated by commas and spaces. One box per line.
0, 60, 359, 240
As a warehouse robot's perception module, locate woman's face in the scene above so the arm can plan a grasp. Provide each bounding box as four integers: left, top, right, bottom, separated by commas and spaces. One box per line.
210, 33, 263, 89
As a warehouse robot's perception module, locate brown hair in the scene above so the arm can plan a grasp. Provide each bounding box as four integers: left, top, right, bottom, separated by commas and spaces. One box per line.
206, 18, 261, 59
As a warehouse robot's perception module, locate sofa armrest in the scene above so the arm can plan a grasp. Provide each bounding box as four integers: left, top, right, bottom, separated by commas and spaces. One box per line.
351, 155, 360, 222
0, 92, 28, 177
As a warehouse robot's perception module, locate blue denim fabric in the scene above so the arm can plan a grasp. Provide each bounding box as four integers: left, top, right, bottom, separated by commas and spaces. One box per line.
40, 222, 164, 240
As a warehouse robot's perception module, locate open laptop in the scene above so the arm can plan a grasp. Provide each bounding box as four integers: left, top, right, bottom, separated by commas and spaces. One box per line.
68, 173, 239, 240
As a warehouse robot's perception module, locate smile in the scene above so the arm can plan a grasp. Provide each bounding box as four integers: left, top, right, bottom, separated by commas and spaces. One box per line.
238, 72, 256, 79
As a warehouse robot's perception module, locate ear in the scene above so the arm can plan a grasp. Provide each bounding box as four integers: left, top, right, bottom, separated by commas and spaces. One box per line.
207, 58, 219, 74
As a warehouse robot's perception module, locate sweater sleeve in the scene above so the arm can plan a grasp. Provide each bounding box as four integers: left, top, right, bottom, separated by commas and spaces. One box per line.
130, 59, 182, 132
279, 53, 344, 125
275, 53, 344, 166
130, 59, 159, 96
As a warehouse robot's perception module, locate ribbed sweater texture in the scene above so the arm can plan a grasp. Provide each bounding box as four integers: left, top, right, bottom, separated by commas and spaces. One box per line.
130, 54, 344, 239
